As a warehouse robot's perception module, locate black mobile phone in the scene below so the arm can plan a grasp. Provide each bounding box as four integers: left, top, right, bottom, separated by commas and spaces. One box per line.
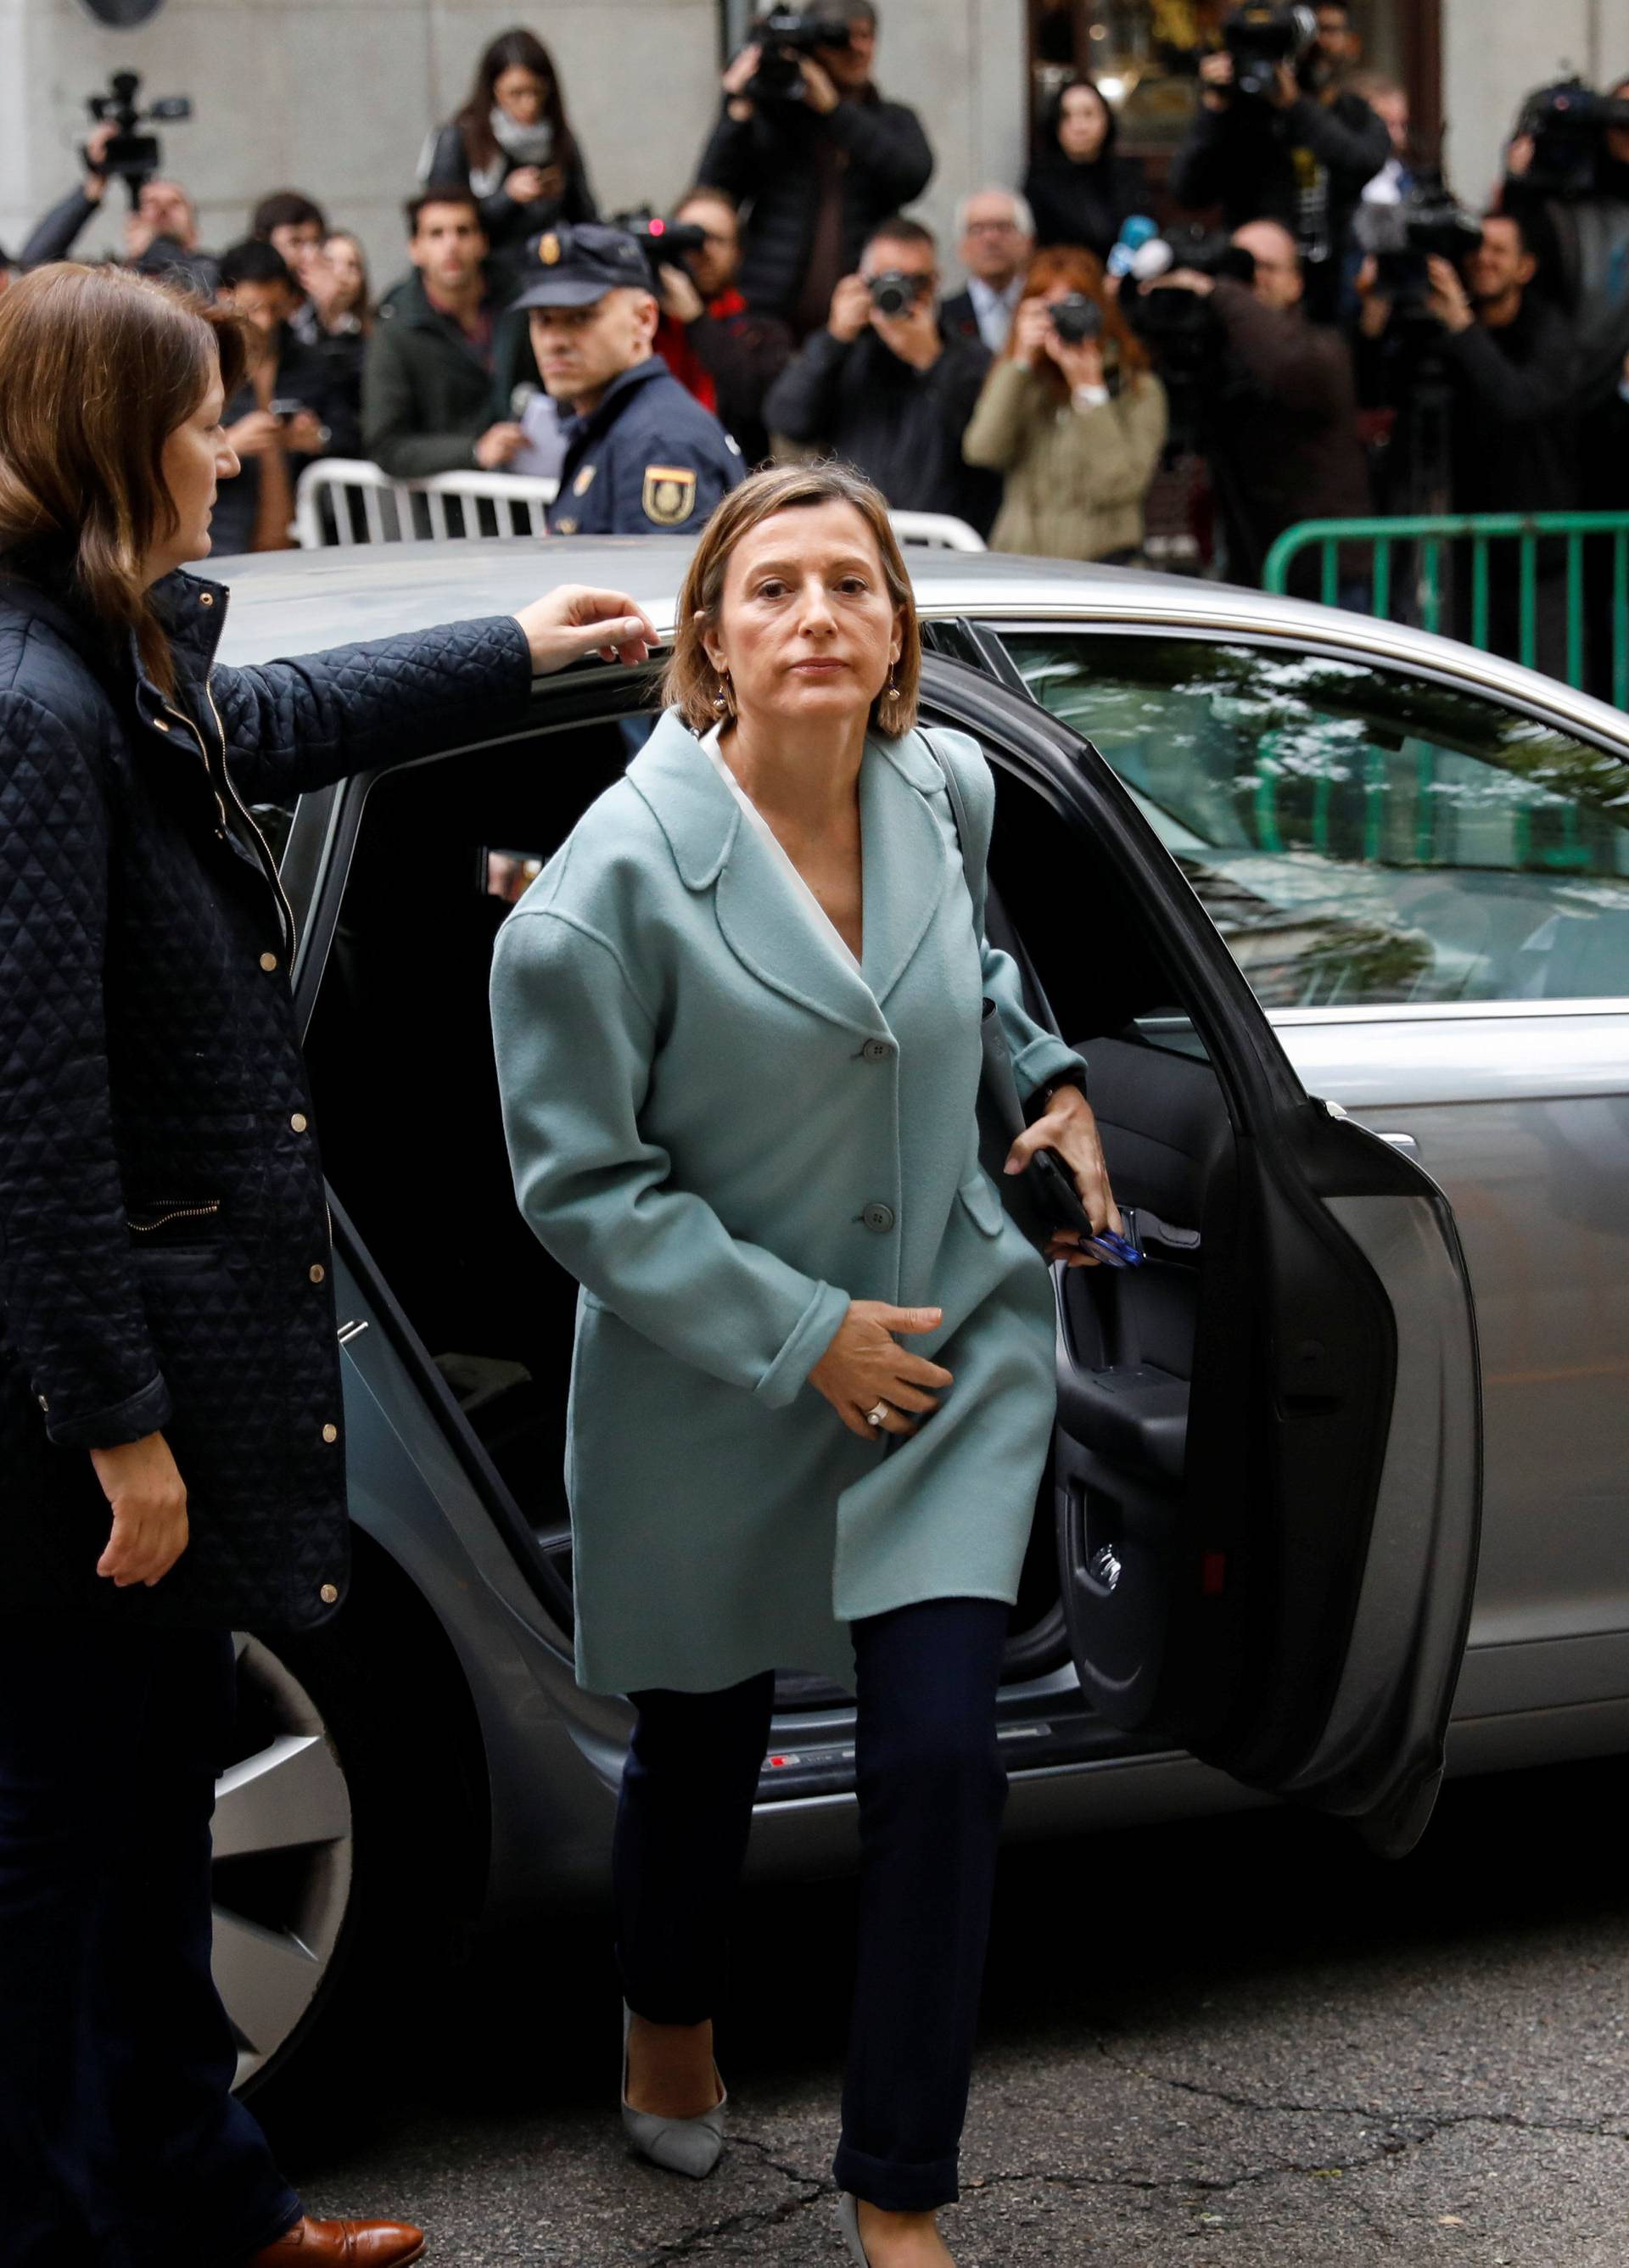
267, 397, 305, 424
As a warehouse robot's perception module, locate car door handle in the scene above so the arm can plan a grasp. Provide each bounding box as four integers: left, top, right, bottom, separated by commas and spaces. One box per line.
1379, 1133, 1420, 1158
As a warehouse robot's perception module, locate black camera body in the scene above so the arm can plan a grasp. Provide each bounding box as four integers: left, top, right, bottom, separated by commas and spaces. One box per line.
1352, 171, 1483, 315
613, 207, 711, 292
85, 70, 192, 192
750, 11, 853, 100
868, 269, 925, 317
1223, 3, 1318, 103
1517, 77, 1629, 199
1050, 292, 1103, 346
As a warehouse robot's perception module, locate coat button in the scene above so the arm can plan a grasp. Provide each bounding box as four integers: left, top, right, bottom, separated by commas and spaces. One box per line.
861, 1038, 894, 1064
260, 952, 278, 972
199, 591, 215, 607
309, 1263, 327, 1284
862, 1201, 896, 1233
290, 1112, 308, 1133
322, 1422, 339, 1442
36, 1394, 48, 1412
320, 1582, 339, 1604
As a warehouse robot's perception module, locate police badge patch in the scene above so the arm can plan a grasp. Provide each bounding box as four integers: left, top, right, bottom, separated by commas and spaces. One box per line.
642, 465, 697, 526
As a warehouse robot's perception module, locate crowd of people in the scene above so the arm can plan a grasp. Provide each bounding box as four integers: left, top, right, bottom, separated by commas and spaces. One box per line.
3, 0, 1628, 669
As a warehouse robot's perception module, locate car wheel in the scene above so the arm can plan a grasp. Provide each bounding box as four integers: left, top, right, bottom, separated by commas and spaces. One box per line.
213, 1632, 355, 2092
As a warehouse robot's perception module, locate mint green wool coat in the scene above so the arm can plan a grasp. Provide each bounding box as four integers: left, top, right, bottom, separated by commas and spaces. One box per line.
488, 710, 1087, 1695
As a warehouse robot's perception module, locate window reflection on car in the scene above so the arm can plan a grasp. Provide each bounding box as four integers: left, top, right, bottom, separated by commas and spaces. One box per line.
999, 634, 1629, 1009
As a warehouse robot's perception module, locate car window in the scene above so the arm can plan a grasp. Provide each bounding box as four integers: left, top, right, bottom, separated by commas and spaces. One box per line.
997, 632, 1629, 1010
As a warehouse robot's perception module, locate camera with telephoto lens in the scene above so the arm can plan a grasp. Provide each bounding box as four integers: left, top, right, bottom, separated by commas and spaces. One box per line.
868, 268, 925, 316
1515, 77, 1629, 199
613, 206, 711, 291
1222, 3, 1318, 103
84, 70, 193, 192
1351, 171, 1484, 319
749, 11, 853, 101
1050, 292, 1103, 345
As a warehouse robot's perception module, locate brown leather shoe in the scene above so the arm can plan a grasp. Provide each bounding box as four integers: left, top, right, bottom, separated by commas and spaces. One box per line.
243, 2215, 426, 2265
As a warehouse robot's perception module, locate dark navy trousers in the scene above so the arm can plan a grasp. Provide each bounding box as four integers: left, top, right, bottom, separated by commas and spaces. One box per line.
613, 1595, 1012, 2213
0, 1620, 302, 2268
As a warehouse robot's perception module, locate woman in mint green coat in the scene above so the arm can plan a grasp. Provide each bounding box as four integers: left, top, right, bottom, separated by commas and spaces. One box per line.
490, 465, 1120, 2266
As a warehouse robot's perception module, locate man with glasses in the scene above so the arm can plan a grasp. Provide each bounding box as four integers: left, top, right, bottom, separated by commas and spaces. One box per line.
653, 186, 793, 467
943, 188, 1036, 356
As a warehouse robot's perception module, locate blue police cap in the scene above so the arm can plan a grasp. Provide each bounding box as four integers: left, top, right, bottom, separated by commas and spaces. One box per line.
511, 223, 652, 310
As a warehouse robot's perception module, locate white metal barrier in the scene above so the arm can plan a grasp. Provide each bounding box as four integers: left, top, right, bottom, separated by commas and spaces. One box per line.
887, 512, 988, 552
294, 462, 988, 555
294, 460, 558, 548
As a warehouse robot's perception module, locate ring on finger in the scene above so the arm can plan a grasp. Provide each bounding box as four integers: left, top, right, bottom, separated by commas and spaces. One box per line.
865, 1400, 891, 1428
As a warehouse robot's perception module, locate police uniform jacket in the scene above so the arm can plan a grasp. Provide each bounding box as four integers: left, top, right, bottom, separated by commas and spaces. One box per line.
488, 711, 1087, 1696
546, 356, 744, 535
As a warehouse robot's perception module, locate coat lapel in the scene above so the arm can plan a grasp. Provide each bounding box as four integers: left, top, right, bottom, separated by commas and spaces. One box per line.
627, 711, 954, 1038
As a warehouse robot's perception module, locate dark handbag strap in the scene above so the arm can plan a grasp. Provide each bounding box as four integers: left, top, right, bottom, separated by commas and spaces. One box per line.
920, 729, 1029, 1146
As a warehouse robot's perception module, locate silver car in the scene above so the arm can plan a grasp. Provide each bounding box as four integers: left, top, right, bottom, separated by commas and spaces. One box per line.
210, 540, 1627, 2103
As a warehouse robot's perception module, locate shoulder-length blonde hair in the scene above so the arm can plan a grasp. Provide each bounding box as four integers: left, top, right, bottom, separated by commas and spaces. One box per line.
0, 265, 247, 694
662, 462, 921, 738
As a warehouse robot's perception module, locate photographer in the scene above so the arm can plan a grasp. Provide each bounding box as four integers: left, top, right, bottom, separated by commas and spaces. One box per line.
20, 122, 216, 292
1502, 76, 1629, 400
762, 215, 999, 529
694, 3, 933, 340
210, 241, 341, 557
1144, 217, 1369, 591
962, 248, 1167, 563
363, 185, 532, 480
652, 188, 793, 465
1357, 214, 1579, 666
1171, 2, 1387, 322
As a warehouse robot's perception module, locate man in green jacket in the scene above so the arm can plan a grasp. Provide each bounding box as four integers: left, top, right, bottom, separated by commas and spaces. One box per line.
362, 185, 532, 479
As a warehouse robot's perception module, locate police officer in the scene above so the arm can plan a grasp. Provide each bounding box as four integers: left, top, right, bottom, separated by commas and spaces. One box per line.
512, 221, 743, 535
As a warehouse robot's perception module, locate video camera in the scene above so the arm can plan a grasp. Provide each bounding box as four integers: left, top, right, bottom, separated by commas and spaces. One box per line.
84, 70, 192, 196
749, 11, 853, 102
1351, 171, 1483, 318
1222, 3, 1318, 103
614, 208, 711, 292
1515, 77, 1629, 199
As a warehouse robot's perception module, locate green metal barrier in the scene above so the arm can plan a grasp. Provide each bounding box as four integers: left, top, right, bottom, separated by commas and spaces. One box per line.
1261, 511, 1629, 705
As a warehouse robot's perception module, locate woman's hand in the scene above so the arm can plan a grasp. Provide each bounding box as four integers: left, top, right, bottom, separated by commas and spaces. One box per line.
504, 165, 551, 204
1049, 333, 1106, 393
89, 1431, 190, 1587
1004, 1085, 1125, 1268
513, 586, 658, 672
809, 1302, 954, 1440
225, 409, 283, 459
1011, 296, 1055, 371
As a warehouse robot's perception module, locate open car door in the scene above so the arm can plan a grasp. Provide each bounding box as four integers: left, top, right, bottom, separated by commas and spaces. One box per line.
921, 655, 1482, 1859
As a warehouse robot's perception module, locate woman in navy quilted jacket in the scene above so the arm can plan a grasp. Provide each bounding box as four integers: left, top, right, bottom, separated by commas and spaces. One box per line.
0, 262, 654, 2268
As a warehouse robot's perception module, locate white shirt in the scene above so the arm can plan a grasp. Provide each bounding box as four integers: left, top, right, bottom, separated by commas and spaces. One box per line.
966, 274, 1025, 356
701, 724, 861, 971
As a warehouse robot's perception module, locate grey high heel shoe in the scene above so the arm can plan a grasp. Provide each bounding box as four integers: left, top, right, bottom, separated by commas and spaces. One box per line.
619, 1999, 727, 2178
835, 2190, 872, 2265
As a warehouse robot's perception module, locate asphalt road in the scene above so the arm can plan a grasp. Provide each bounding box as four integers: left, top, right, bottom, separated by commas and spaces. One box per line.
274, 1748, 1629, 2267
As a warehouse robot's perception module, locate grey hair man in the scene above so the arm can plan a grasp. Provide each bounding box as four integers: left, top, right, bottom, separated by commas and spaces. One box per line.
944, 186, 1037, 355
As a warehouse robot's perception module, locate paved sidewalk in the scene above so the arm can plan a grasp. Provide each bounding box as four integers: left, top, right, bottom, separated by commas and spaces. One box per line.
281, 1750, 1629, 2265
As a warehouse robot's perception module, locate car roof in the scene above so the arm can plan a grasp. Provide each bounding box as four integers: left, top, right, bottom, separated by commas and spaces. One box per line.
206, 537, 1629, 751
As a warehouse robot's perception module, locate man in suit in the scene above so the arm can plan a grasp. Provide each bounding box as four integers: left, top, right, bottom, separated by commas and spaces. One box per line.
941, 187, 1036, 357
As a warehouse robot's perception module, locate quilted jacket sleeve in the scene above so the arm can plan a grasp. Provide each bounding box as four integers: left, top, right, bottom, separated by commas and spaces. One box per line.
0, 693, 174, 1449
490, 904, 851, 1408
216, 613, 534, 804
